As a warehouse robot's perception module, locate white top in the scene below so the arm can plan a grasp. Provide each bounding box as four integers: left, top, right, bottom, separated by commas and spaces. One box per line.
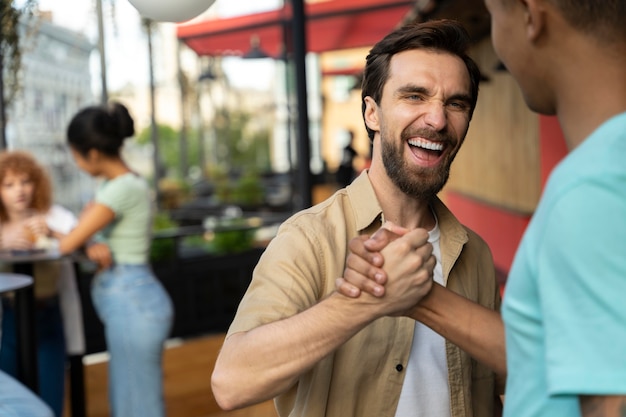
395, 221, 451, 417
46, 205, 85, 355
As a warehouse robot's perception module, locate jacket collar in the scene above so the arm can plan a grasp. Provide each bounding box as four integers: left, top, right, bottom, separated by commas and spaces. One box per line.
346, 170, 384, 234
346, 170, 469, 255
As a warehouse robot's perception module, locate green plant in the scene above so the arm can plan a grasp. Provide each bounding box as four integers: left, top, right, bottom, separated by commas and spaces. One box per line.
178, 227, 255, 256
210, 225, 256, 255
158, 177, 192, 209
232, 172, 264, 208
0, 0, 38, 146
0, 0, 36, 102
132, 106, 271, 184
213, 109, 271, 173
210, 167, 232, 204
135, 124, 180, 172
210, 167, 265, 208
150, 211, 179, 262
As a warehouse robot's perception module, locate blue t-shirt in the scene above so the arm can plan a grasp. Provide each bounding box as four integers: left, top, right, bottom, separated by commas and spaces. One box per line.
502, 112, 626, 417
95, 172, 153, 264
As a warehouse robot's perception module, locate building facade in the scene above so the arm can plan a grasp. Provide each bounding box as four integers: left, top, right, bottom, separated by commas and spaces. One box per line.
6, 15, 96, 213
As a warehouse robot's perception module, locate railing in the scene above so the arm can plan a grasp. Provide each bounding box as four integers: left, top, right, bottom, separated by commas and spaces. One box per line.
75, 211, 290, 354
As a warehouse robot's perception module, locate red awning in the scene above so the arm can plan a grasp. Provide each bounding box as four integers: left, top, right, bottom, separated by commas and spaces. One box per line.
177, 0, 415, 58
321, 67, 363, 76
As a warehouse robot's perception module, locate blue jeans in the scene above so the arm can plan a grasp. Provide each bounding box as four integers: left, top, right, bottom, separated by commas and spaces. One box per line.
92, 264, 173, 417
0, 370, 54, 417
0, 298, 66, 417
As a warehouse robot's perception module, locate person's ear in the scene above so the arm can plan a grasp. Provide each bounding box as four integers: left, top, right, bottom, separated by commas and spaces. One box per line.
520, 0, 547, 43
363, 96, 380, 135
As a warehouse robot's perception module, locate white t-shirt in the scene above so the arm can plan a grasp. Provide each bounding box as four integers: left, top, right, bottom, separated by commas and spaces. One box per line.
395, 221, 451, 417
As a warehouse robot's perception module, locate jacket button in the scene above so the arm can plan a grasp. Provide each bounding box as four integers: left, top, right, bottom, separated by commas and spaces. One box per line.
395, 364, 403, 372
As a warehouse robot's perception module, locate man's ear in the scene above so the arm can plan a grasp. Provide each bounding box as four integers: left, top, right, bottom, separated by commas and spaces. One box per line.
521, 0, 547, 43
363, 96, 380, 134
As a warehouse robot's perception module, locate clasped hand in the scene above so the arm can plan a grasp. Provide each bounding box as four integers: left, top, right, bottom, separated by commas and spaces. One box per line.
338, 222, 436, 316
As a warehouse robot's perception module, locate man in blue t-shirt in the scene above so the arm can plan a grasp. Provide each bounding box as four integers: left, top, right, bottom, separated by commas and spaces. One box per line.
340, 1, 626, 416
484, 0, 626, 415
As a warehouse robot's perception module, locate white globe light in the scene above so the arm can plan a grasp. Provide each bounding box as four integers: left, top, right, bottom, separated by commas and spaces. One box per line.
128, 0, 217, 23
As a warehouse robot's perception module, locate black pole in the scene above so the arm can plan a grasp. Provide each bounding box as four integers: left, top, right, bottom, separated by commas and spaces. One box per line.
196, 80, 207, 177
291, 0, 312, 209
280, 22, 294, 213
96, 0, 108, 104
0, 56, 6, 150
146, 20, 162, 208
177, 40, 189, 179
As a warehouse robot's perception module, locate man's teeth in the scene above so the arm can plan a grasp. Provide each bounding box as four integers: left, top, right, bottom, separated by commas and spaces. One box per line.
408, 139, 444, 151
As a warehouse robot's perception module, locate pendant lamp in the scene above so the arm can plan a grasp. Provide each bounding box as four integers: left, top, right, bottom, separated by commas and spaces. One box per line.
128, 0, 216, 23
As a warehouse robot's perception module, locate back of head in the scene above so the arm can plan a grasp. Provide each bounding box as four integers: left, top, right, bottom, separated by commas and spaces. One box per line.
361, 19, 481, 140
0, 150, 52, 220
548, 0, 626, 44
67, 101, 135, 157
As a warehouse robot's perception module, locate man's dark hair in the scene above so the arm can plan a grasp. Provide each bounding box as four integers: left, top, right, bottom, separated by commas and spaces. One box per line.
546, 0, 626, 43
361, 19, 481, 141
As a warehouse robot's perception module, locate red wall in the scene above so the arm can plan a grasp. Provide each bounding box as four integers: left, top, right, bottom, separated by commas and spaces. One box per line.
445, 192, 530, 273
445, 115, 567, 291
539, 115, 568, 188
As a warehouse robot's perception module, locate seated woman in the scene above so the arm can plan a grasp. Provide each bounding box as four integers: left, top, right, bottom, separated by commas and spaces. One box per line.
0, 150, 85, 417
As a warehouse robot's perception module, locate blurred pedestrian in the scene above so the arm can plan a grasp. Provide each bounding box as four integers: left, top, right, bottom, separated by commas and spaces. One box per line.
335, 130, 358, 187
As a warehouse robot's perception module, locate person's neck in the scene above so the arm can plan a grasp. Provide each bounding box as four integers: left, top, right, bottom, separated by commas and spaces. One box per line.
102, 160, 132, 180
5, 208, 35, 223
552, 41, 626, 150
368, 164, 436, 231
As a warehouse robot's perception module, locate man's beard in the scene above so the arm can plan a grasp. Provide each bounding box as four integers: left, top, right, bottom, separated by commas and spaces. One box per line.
381, 127, 456, 201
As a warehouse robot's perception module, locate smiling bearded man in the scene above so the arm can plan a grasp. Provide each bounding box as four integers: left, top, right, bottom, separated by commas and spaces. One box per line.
382, 113, 464, 200
211, 19, 502, 417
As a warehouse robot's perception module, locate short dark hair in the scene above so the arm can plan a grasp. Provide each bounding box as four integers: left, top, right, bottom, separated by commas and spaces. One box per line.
361, 19, 482, 141
546, 0, 626, 42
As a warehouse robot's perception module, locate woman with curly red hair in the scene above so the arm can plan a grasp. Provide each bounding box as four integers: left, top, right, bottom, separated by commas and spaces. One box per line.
0, 150, 85, 417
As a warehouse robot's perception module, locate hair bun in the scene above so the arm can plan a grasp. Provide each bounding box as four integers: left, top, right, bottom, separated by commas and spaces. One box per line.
108, 102, 135, 139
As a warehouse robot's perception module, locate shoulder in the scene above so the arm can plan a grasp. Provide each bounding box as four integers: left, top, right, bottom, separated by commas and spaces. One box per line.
112, 172, 148, 188
96, 173, 150, 212
279, 194, 350, 241
463, 226, 490, 249
265, 190, 359, 264
100, 173, 148, 197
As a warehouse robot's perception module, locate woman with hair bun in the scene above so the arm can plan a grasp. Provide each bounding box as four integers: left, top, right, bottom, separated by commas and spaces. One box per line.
56, 101, 173, 417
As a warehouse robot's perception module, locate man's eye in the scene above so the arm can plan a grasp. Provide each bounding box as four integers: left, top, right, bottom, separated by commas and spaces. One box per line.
448, 101, 468, 110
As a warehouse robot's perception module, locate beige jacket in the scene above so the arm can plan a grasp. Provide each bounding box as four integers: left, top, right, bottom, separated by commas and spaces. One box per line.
229, 171, 502, 417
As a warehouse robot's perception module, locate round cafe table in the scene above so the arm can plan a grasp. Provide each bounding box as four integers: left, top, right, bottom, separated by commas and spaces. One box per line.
0, 272, 33, 292
0, 272, 35, 391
